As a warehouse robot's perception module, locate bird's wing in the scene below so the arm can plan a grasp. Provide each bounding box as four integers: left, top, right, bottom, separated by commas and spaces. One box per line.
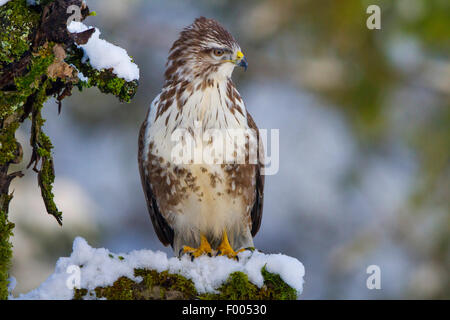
138, 114, 174, 247
246, 111, 265, 237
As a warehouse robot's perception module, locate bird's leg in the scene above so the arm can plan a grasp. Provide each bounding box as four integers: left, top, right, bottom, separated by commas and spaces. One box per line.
216, 229, 245, 260
182, 234, 213, 260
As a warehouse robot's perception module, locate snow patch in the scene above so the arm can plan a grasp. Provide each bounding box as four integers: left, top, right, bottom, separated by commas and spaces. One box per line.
77, 71, 89, 82
67, 21, 139, 81
13, 237, 305, 299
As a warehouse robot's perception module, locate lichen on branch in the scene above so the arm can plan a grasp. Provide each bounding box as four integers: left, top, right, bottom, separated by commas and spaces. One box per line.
73, 268, 298, 300
0, 0, 139, 299
0, 210, 14, 299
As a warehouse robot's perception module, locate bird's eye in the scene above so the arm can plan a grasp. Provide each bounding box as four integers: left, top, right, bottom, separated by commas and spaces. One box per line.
213, 49, 224, 57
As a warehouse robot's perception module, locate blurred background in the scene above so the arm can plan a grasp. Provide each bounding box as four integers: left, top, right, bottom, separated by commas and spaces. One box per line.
9, 0, 449, 299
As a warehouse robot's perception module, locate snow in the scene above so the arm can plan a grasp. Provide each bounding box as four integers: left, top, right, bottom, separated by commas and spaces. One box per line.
13, 237, 305, 300
77, 71, 89, 82
0, 0, 11, 7
68, 63, 89, 83
67, 21, 139, 81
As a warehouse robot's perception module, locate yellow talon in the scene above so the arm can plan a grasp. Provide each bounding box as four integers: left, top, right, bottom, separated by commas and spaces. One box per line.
216, 230, 245, 260
182, 234, 213, 259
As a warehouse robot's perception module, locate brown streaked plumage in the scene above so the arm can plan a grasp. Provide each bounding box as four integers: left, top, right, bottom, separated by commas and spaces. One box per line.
138, 17, 264, 259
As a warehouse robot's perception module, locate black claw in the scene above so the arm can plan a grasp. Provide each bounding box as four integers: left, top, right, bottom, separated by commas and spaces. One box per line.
179, 248, 183, 257
207, 252, 212, 257
216, 250, 221, 256
235, 255, 239, 262
190, 254, 195, 262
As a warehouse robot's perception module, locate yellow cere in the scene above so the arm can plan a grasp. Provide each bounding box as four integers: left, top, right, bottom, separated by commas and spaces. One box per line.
236, 51, 244, 60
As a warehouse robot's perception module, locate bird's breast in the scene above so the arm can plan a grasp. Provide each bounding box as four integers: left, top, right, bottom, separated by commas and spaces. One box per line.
142, 79, 256, 236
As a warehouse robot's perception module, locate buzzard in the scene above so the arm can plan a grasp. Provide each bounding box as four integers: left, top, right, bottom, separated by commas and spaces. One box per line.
138, 17, 264, 259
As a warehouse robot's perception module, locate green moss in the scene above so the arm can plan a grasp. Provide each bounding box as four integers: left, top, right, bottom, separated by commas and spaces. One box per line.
94, 277, 136, 300
0, 43, 55, 118
0, 210, 14, 300
73, 267, 298, 300
0, 122, 20, 165
201, 268, 296, 300
14, 45, 55, 93
36, 127, 62, 225
260, 266, 297, 300
135, 269, 197, 299
0, 3, 54, 118
37, 144, 62, 223
201, 272, 258, 300
74, 269, 197, 300
0, 0, 40, 64
25, 79, 62, 225
73, 288, 88, 300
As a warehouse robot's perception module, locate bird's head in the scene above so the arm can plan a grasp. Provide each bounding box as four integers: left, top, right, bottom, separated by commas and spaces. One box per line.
165, 17, 247, 82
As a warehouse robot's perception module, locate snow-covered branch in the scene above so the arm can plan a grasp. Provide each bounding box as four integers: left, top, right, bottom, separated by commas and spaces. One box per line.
13, 237, 305, 300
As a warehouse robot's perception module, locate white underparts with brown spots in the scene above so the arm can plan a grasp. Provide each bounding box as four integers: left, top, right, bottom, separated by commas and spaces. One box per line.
143, 74, 256, 250
139, 17, 263, 255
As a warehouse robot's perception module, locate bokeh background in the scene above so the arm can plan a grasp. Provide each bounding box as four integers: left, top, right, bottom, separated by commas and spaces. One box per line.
9, 0, 449, 299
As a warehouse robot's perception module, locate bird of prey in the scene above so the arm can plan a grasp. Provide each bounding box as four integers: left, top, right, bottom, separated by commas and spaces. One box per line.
138, 17, 264, 259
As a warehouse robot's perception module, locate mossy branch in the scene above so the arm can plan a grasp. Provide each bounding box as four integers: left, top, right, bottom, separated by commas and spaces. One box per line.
0, 0, 139, 299
73, 267, 297, 300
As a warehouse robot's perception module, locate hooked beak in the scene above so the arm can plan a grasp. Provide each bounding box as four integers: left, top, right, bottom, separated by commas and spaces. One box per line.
236, 50, 248, 71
